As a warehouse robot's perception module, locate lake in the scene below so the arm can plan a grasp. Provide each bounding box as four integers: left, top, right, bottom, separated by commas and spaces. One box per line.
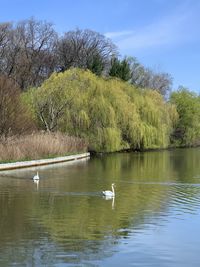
0, 148, 200, 266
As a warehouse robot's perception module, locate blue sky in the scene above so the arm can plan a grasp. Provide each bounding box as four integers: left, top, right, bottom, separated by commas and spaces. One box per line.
1, 0, 200, 92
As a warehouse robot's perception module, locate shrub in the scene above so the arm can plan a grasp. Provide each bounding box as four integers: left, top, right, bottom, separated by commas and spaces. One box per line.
0, 75, 35, 136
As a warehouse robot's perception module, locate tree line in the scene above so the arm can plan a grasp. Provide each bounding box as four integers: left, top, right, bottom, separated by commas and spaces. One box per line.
0, 18, 172, 96
0, 18, 200, 152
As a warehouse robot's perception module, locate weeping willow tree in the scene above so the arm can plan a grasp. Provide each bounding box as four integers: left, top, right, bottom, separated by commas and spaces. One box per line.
133, 90, 178, 149
170, 87, 200, 146
23, 68, 178, 152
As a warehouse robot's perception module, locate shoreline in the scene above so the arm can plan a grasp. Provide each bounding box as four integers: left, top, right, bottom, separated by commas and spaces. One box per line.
0, 152, 90, 171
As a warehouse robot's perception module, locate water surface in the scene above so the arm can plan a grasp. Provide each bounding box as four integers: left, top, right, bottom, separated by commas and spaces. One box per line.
0, 148, 200, 266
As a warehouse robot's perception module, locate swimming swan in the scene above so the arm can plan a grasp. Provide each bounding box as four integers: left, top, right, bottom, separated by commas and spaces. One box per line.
102, 183, 115, 197
33, 172, 39, 181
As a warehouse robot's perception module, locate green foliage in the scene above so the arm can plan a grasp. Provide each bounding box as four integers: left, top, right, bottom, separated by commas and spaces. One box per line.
170, 87, 200, 146
109, 57, 132, 81
86, 54, 104, 76
25, 68, 178, 152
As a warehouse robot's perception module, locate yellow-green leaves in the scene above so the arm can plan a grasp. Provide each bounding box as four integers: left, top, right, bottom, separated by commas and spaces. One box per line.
170, 88, 200, 146
26, 68, 178, 152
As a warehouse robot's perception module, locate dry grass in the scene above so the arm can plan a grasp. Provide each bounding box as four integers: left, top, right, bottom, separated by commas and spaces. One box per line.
0, 132, 88, 162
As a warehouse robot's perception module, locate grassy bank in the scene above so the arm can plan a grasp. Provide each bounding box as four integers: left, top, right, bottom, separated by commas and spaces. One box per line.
0, 132, 88, 163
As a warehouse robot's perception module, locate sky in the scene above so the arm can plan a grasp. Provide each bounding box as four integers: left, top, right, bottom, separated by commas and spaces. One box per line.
0, 0, 200, 92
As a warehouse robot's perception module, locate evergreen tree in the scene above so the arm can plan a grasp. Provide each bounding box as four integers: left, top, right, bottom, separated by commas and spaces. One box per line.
109, 57, 131, 81
86, 54, 104, 76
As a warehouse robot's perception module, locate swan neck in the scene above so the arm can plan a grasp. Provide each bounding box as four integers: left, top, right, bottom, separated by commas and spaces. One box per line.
112, 185, 115, 195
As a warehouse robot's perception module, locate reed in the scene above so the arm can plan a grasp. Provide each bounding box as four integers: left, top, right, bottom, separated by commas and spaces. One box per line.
0, 132, 88, 162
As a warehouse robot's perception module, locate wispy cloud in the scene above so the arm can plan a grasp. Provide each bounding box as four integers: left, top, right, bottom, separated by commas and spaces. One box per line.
105, 30, 134, 39
105, 3, 200, 52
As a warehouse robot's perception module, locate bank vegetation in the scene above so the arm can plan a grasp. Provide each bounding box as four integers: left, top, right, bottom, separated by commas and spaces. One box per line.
0, 18, 200, 160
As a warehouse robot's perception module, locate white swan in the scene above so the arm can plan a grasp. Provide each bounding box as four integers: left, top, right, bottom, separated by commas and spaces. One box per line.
33, 172, 39, 181
102, 183, 115, 197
